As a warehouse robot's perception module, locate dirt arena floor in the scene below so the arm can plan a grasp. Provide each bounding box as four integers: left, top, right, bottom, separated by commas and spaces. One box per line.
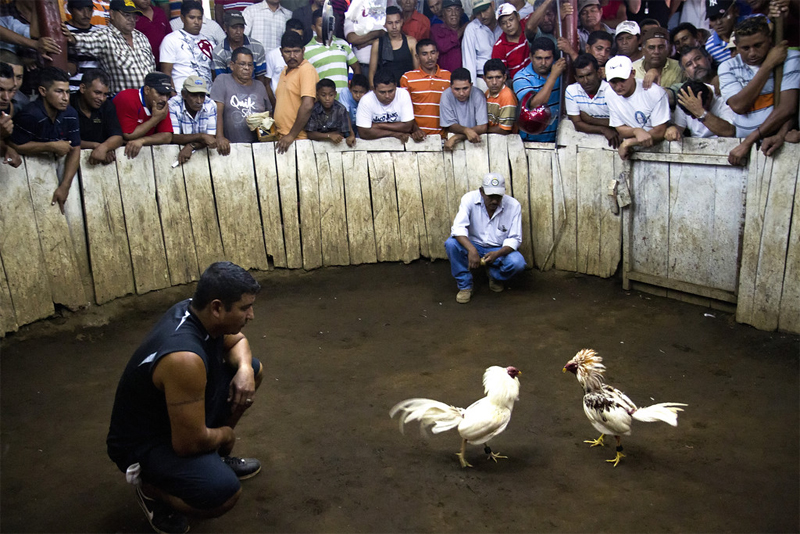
1, 261, 798, 533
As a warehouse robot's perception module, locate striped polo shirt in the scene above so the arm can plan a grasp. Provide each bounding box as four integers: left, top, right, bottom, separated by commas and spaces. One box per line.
304, 36, 359, 97
486, 85, 517, 131
491, 32, 530, 80
513, 63, 561, 142
399, 66, 452, 137
564, 80, 611, 119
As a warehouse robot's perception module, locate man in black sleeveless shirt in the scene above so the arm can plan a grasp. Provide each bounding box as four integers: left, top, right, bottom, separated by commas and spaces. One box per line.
107, 262, 263, 534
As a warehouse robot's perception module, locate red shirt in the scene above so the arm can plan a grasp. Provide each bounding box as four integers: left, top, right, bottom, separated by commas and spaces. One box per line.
402, 11, 431, 41
135, 7, 170, 65
491, 32, 530, 80
113, 88, 173, 136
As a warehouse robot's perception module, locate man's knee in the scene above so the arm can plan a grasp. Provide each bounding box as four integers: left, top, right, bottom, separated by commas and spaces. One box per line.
203, 487, 242, 518
505, 251, 526, 274
444, 236, 463, 256
189, 469, 242, 513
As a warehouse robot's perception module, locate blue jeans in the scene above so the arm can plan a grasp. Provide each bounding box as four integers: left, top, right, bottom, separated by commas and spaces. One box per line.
444, 236, 526, 290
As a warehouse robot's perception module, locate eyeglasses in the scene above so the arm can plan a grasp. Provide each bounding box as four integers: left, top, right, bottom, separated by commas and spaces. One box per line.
234, 62, 255, 68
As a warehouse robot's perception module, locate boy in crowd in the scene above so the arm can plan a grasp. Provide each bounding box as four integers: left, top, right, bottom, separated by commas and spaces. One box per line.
338, 74, 369, 135
483, 59, 516, 134
440, 67, 488, 150
9, 67, 81, 214
305, 78, 356, 147
565, 53, 619, 148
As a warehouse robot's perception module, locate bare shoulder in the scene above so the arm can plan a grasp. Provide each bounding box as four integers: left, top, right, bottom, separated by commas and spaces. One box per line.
152, 351, 206, 390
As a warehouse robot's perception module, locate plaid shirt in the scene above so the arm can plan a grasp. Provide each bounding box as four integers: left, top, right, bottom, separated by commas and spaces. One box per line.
168, 94, 218, 135
242, 2, 292, 52
305, 100, 351, 138
72, 24, 156, 94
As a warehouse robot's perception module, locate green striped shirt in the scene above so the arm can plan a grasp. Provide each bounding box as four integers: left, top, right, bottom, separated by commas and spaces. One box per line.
304, 37, 358, 97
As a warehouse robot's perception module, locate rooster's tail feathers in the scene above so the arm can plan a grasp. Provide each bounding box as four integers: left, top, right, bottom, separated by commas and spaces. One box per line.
389, 398, 464, 435
632, 402, 688, 426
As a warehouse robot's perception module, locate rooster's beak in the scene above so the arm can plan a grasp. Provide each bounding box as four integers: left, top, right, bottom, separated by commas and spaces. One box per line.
561, 367, 567, 373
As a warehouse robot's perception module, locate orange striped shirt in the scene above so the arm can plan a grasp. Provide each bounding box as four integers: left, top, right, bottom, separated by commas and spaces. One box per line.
399, 66, 451, 137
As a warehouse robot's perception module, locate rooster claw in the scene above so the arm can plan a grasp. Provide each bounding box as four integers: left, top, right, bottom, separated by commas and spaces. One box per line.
456, 452, 473, 468
606, 451, 625, 467
488, 452, 508, 463
584, 434, 605, 447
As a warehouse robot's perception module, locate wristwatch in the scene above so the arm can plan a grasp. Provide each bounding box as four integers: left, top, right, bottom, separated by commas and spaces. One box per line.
697, 110, 708, 123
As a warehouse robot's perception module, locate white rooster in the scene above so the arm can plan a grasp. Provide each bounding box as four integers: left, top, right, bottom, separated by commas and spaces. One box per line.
389, 366, 521, 468
563, 349, 687, 466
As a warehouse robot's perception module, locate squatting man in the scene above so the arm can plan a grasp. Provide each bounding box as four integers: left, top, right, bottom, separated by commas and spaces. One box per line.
445, 173, 526, 304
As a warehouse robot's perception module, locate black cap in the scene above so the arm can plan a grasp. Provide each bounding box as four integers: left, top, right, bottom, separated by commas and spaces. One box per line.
224, 11, 246, 26
706, 0, 734, 18
144, 72, 173, 94
109, 0, 142, 14
68, 0, 95, 9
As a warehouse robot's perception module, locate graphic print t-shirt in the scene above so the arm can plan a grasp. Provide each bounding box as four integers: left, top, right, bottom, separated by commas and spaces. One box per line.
209, 73, 269, 143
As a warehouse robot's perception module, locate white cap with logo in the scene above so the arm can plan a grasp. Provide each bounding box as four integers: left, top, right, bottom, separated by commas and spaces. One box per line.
605, 55, 633, 81
481, 173, 506, 196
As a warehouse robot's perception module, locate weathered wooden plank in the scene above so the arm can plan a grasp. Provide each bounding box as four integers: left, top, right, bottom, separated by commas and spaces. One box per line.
736, 147, 768, 325
0, 159, 53, 323
152, 145, 200, 285
25, 156, 88, 309
311, 137, 406, 153
182, 148, 225, 272
557, 119, 614, 150
554, 144, 577, 272
630, 152, 731, 165
575, 148, 605, 276
209, 145, 268, 271
507, 136, 533, 267
629, 159, 669, 278
252, 143, 287, 268
599, 155, 624, 278
677, 136, 742, 156
628, 271, 737, 303
0, 259, 17, 336
707, 163, 747, 292
403, 136, 442, 152
418, 151, 450, 260
748, 145, 797, 331
116, 147, 171, 294
392, 152, 426, 262
779, 145, 800, 334
65, 161, 94, 303
527, 147, 554, 269
296, 140, 323, 270
464, 138, 489, 190
368, 152, 402, 262
449, 146, 469, 214
274, 143, 303, 268
342, 151, 377, 264
487, 134, 510, 180
318, 151, 350, 266
80, 148, 135, 303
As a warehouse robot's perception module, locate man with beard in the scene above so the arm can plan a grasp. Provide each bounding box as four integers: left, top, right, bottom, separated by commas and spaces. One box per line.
113, 71, 174, 159
210, 46, 270, 147
400, 39, 451, 137
704, 0, 737, 65
720, 16, 799, 165
513, 36, 565, 142
169, 75, 221, 164
679, 45, 718, 93
9, 67, 81, 214
565, 53, 619, 148
430, 0, 465, 73
70, 69, 124, 165
274, 31, 318, 153
614, 20, 642, 62
604, 54, 670, 160
664, 79, 734, 139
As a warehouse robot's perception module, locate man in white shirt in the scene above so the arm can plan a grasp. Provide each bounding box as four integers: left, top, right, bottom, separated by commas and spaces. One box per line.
461, 0, 502, 90
445, 172, 526, 304
356, 68, 425, 142
604, 54, 670, 160
160, 0, 215, 89
242, 0, 293, 51
665, 79, 735, 140
565, 53, 619, 148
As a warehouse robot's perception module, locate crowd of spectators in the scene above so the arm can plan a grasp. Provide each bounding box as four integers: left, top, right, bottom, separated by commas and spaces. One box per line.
0, 0, 798, 210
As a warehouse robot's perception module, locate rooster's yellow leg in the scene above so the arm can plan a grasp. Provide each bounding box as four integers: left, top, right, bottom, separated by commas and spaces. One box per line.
484, 445, 507, 463
606, 436, 625, 467
456, 439, 472, 468
584, 433, 605, 447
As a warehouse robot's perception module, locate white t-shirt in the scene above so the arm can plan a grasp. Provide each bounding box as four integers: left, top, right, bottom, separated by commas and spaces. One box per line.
170, 17, 226, 47
673, 86, 735, 138
565, 80, 611, 119
607, 78, 670, 131
344, 18, 376, 65
160, 29, 215, 90
356, 87, 415, 128
264, 47, 286, 93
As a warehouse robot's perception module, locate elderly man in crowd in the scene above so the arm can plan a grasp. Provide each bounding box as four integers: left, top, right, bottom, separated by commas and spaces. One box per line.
565, 53, 619, 148
9, 67, 80, 214
161, 1, 216, 90
430, 0, 465, 73
576, 0, 612, 51
113, 71, 174, 159
604, 55, 670, 160
63, 0, 156, 94
399, 0, 431, 40
440, 68, 488, 150
70, 69, 124, 164
400, 39, 451, 138
721, 16, 799, 165
462, 0, 502, 91
445, 172, 526, 304
169, 75, 221, 164
210, 46, 270, 149
633, 26, 686, 94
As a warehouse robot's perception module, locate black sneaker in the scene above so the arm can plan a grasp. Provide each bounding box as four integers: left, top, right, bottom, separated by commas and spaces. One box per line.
221, 456, 261, 480
135, 486, 189, 534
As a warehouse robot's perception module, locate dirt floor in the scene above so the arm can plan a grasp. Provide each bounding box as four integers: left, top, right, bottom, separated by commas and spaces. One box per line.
1, 261, 798, 533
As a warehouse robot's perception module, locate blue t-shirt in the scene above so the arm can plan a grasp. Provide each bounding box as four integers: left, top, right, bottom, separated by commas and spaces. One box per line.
338, 87, 359, 135
513, 63, 560, 142
10, 98, 81, 147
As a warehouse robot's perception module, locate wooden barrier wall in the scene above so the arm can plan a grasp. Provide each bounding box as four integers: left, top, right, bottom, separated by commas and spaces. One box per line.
0, 128, 797, 337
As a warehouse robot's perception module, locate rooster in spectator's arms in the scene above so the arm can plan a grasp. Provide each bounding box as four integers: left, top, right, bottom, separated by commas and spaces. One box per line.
563, 349, 687, 466
389, 366, 521, 468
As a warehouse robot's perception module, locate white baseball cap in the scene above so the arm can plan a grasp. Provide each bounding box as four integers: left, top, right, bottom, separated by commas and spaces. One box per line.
605, 55, 633, 81
615, 20, 640, 36
496, 3, 517, 19
482, 173, 506, 196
